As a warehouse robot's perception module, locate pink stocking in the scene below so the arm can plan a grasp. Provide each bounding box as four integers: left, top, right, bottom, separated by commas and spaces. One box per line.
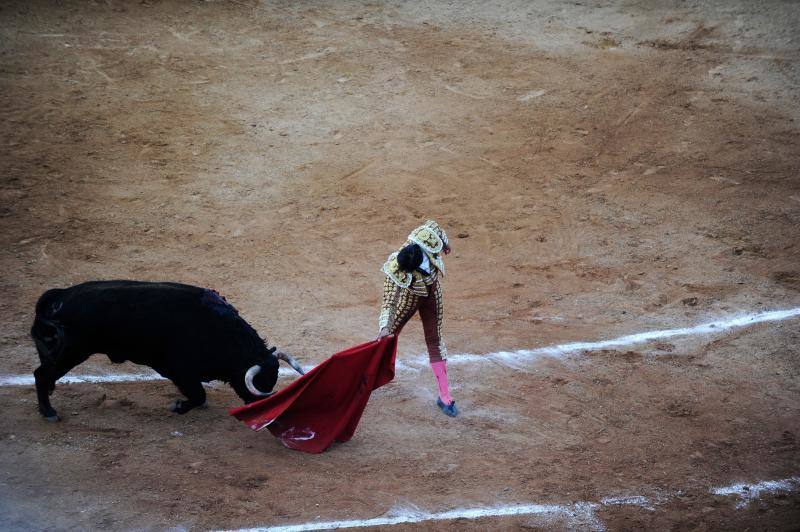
430, 361, 453, 405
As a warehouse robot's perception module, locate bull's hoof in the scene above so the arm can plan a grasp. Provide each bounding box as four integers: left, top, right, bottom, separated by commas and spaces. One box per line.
40, 407, 60, 422
170, 400, 191, 414
170, 400, 207, 414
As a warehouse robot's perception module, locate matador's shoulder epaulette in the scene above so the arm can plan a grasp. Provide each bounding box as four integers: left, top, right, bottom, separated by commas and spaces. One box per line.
407, 219, 448, 254
382, 252, 412, 288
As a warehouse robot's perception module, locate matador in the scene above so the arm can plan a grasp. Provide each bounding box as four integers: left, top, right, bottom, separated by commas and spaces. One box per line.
378, 220, 457, 417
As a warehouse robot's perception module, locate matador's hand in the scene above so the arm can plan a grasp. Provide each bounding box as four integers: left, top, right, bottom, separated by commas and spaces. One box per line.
378, 327, 391, 339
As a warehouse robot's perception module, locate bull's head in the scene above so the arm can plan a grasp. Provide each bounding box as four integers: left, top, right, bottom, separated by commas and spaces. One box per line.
244, 347, 305, 397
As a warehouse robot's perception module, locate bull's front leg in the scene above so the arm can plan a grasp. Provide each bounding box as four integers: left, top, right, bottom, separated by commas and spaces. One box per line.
33, 365, 59, 421
33, 349, 91, 421
169, 377, 207, 414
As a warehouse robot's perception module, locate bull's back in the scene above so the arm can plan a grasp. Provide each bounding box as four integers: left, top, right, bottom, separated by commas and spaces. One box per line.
57, 281, 204, 324
38, 281, 245, 358
34, 281, 266, 372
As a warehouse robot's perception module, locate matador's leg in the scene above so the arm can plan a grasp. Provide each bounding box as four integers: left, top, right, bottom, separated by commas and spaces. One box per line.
419, 280, 457, 416
419, 280, 446, 362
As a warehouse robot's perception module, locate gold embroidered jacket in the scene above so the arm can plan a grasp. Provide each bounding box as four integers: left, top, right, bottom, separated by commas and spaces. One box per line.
379, 220, 449, 331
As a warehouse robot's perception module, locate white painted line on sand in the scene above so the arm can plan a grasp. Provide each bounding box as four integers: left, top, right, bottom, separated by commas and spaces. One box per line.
599, 494, 655, 511
518, 89, 547, 102
0, 372, 166, 386
227, 501, 604, 532
710, 476, 800, 509
443, 307, 800, 367
227, 474, 800, 532
2, 307, 799, 387
0, 367, 303, 387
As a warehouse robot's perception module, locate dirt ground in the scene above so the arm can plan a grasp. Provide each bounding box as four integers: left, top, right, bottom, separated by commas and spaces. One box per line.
1, 0, 799, 530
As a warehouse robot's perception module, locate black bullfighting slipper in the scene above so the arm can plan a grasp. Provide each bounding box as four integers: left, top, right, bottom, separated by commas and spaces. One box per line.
436, 397, 458, 417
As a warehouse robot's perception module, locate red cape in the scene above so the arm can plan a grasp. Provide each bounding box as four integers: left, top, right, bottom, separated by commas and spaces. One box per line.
229, 335, 398, 453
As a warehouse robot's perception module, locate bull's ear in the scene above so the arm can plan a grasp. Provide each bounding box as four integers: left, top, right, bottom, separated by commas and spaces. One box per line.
267, 346, 277, 355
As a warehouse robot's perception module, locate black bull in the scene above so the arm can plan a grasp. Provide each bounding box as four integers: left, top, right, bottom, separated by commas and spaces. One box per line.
30, 280, 304, 421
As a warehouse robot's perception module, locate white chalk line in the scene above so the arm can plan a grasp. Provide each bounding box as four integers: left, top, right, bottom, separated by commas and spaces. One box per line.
440, 306, 800, 368
226, 475, 800, 532
2, 307, 799, 387
0, 368, 300, 387
710, 476, 800, 509
0, 372, 166, 386
228, 501, 604, 532
599, 494, 656, 511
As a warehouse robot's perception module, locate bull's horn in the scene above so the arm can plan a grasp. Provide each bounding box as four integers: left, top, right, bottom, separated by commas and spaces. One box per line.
244, 365, 272, 397
276, 351, 305, 375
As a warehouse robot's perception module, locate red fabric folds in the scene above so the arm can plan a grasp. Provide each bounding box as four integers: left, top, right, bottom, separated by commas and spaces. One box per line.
229, 335, 398, 453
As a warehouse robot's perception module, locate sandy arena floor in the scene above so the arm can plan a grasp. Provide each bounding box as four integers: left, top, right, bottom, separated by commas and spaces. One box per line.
1, 1, 799, 530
